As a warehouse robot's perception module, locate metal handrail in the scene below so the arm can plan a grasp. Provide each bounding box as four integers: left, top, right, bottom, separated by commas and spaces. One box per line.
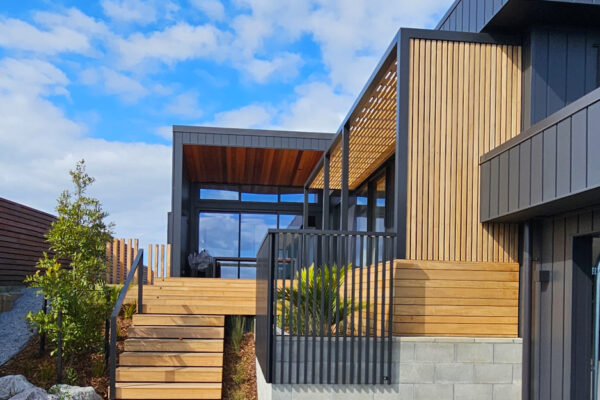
109, 249, 144, 400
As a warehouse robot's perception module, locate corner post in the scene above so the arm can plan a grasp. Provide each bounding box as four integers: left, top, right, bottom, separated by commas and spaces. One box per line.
394, 33, 408, 259
322, 154, 330, 230
303, 186, 309, 228
341, 126, 349, 231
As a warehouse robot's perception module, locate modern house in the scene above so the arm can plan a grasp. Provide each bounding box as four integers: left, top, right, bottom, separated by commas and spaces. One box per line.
154, 1, 600, 399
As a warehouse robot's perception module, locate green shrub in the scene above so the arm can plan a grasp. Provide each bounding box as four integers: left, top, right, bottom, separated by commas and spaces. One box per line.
91, 357, 105, 378
230, 316, 244, 354
63, 367, 79, 386
122, 302, 137, 319
25, 160, 115, 359
277, 263, 363, 335
38, 361, 54, 385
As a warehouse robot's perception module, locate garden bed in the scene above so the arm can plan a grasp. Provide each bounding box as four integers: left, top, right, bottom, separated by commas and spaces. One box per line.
0, 315, 131, 399
222, 332, 257, 400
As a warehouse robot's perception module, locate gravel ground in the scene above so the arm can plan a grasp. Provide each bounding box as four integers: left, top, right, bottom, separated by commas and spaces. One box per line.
0, 288, 43, 366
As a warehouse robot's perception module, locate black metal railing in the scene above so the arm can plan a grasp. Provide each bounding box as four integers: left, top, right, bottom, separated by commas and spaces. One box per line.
256, 229, 396, 385
214, 257, 257, 279
109, 249, 144, 400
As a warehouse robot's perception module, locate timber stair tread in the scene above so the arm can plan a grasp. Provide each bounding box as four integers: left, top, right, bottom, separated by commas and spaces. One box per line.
115, 278, 257, 399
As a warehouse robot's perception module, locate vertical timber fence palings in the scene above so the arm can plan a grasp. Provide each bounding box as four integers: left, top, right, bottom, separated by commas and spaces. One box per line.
256, 229, 396, 385
105, 239, 171, 284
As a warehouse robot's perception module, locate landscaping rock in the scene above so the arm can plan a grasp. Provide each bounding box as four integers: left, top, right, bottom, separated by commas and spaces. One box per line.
8, 388, 55, 400
0, 375, 35, 399
48, 385, 101, 400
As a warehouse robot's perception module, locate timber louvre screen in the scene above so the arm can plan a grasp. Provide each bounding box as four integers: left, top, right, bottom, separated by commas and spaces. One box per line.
406, 38, 522, 263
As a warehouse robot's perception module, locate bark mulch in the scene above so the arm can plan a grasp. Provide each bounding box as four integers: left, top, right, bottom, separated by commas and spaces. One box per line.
222, 333, 257, 400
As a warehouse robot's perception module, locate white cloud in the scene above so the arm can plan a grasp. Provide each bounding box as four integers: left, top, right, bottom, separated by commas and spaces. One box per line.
101, 0, 158, 24
113, 23, 224, 68
244, 52, 303, 84
154, 125, 173, 140
211, 104, 275, 129
0, 58, 170, 246
165, 91, 203, 119
191, 0, 226, 21
0, 18, 93, 55
102, 68, 149, 103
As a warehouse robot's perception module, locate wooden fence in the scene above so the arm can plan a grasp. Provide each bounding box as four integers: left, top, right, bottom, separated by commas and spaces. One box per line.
105, 239, 171, 285
0, 198, 56, 286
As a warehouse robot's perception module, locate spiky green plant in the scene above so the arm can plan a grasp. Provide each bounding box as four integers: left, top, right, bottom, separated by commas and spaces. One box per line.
277, 263, 363, 335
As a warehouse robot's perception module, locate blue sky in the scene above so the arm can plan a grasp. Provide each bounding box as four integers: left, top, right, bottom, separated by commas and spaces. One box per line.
0, 0, 452, 246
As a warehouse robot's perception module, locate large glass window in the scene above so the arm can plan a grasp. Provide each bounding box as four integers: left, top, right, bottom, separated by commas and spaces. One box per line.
374, 174, 386, 232
280, 192, 318, 203
200, 188, 238, 200
279, 214, 302, 229
354, 185, 368, 232
240, 214, 277, 257
198, 212, 239, 257
241, 192, 278, 202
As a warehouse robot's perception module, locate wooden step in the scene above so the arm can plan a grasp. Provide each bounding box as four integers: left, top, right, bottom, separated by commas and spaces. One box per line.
132, 314, 224, 327
116, 366, 222, 382
119, 352, 223, 367
128, 326, 224, 339
124, 338, 223, 352
115, 382, 221, 399
141, 298, 254, 306
143, 304, 255, 315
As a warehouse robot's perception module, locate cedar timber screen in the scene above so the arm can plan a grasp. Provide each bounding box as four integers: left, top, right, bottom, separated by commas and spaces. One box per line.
399, 38, 522, 336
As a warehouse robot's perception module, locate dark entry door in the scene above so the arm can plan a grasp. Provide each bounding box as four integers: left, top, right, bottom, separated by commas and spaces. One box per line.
571, 235, 600, 400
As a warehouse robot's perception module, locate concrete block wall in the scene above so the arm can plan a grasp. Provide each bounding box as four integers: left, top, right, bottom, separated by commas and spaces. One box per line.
257, 337, 522, 400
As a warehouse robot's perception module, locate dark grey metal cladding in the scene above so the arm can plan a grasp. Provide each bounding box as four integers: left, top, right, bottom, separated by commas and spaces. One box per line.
436, 0, 510, 32
527, 26, 600, 127
529, 207, 600, 400
173, 125, 334, 151
480, 87, 600, 223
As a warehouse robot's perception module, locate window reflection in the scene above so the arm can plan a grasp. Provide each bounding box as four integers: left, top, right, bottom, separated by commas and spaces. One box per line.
241, 192, 278, 202
279, 214, 302, 229
200, 188, 238, 200
198, 212, 239, 257
280, 193, 318, 203
240, 214, 277, 257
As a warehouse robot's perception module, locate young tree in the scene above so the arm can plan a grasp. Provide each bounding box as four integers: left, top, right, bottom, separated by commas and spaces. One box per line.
26, 160, 117, 357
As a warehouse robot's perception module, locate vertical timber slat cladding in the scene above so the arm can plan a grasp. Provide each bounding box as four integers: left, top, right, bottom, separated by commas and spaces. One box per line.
393, 259, 519, 337
0, 198, 56, 285
530, 205, 600, 400
407, 39, 521, 263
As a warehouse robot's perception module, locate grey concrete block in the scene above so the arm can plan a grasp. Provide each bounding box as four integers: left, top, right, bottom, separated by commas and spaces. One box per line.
474, 364, 513, 384
492, 384, 521, 400
396, 342, 415, 362
512, 364, 522, 384
329, 386, 374, 400
272, 385, 292, 400
291, 385, 332, 400
456, 343, 494, 363
399, 363, 435, 383
414, 384, 453, 400
373, 384, 414, 400
434, 363, 474, 383
493, 343, 522, 364
454, 384, 492, 400
415, 343, 455, 362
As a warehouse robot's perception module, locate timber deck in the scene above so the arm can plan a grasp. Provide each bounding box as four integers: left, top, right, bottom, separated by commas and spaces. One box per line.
118, 278, 256, 400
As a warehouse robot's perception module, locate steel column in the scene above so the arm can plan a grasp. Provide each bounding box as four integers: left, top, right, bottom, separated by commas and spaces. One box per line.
521, 221, 532, 400
322, 154, 330, 230
341, 126, 349, 230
